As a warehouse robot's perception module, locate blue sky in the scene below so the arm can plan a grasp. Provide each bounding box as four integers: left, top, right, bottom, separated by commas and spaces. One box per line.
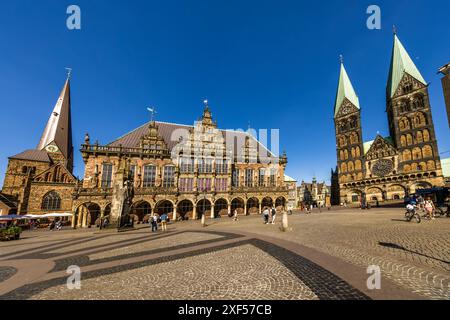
0, 0, 449, 186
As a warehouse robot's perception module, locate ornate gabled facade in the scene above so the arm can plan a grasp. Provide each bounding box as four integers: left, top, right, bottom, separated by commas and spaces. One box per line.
334, 34, 445, 204
297, 178, 330, 206
73, 101, 289, 227
1, 77, 77, 215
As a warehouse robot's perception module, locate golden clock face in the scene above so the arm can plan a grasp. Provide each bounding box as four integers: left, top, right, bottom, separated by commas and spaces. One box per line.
45, 145, 59, 153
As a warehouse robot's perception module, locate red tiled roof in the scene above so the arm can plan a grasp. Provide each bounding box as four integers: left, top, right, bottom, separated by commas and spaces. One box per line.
9, 149, 51, 162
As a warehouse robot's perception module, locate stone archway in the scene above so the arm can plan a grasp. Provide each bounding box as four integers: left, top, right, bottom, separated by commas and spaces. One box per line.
410, 181, 432, 194
154, 200, 174, 216
86, 203, 101, 227
347, 189, 363, 204
131, 201, 152, 223
177, 200, 194, 219
214, 198, 228, 217
275, 197, 286, 211
197, 199, 212, 219
387, 184, 406, 201
247, 198, 259, 215
366, 187, 384, 203
75, 203, 101, 228
261, 197, 273, 209
231, 198, 245, 215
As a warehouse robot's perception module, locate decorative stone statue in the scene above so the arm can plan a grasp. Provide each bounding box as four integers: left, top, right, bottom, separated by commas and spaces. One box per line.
109, 158, 135, 230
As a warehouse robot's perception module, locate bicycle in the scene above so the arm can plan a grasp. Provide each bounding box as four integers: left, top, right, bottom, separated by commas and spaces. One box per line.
405, 205, 421, 223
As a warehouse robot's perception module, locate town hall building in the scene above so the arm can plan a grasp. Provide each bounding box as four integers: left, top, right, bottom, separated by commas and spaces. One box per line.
0, 77, 289, 227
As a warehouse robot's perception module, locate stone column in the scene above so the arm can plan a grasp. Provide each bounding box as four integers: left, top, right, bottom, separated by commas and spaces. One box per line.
193, 205, 197, 220
172, 206, 177, 221
77, 208, 83, 228
244, 202, 247, 216
259, 202, 262, 214
82, 206, 88, 228
228, 203, 231, 216
210, 203, 215, 219
71, 207, 77, 229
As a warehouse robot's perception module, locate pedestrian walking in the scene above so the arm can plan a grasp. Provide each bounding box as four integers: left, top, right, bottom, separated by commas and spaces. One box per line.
151, 215, 158, 232
160, 213, 168, 231
271, 207, 276, 224
424, 197, 435, 220
263, 208, 269, 224
233, 209, 238, 221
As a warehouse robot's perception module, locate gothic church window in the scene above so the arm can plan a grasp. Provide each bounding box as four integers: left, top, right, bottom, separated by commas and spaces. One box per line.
412, 147, 422, 160
341, 163, 347, 173
402, 150, 412, 161
423, 129, 430, 142
348, 161, 354, 172
414, 112, 427, 128
407, 134, 413, 146
355, 160, 362, 171
422, 145, 433, 158
400, 135, 406, 147
416, 131, 423, 144
399, 118, 410, 131
427, 160, 435, 170
41, 191, 61, 211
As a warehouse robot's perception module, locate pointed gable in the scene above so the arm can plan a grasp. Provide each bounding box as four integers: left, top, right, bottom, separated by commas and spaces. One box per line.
364, 135, 397, 160
33, 162, 77, 184
387, 34, 427, 98
37, 78, 73, 160
334, 63, 360, 117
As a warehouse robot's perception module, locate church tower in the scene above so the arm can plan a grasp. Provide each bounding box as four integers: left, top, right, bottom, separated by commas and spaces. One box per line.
334, 61, 365, 186
2, 75, 76, 213
386, 33, 444, 183
37, 77, 73, 172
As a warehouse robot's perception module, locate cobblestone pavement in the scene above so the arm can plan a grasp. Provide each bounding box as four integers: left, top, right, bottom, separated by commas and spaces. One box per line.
0, 207, 446, 300
205, 207, 450, 300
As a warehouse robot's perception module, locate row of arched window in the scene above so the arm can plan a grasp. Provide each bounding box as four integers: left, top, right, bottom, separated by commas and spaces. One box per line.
340, 160, 363, 173
338, 132, 359, 148
398, 112, 427, 131
400, 129, 430, 147
403, 161, 436, 173
339, 146, 361, 161
396, 95, 425, 114
401, 145, 434, 161
340, 172, 363, 183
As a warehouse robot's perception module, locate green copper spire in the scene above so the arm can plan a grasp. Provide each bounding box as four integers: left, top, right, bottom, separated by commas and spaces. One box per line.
334, 61, 360, 117
387, 34, 426, 98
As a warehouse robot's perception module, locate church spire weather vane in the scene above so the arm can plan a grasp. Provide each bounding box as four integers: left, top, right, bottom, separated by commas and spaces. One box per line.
65, 67, 72, 80
147, 107, 157, 122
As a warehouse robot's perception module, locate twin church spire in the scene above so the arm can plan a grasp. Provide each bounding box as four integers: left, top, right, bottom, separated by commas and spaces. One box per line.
334, 33, 426, 116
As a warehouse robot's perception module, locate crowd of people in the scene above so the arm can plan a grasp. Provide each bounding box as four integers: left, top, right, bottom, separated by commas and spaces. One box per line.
405, 194, 438, 220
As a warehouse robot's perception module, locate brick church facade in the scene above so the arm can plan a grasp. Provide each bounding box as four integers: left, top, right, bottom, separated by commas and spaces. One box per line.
333, 33, 445, 204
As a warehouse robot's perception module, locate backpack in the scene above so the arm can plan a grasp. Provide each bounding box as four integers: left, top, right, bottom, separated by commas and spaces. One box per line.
271, 208, 276, 215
